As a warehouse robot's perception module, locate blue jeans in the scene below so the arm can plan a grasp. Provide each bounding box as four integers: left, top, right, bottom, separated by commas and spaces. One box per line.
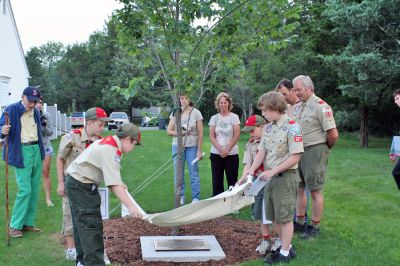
172, 145, 200, 200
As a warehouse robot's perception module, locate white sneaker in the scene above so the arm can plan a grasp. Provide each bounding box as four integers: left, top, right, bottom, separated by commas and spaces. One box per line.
104, 250, 111, 265
191, 198, 200, 203
65, 248, 77, 260
180, 196, 185, 205
255, 239, 272, 254
76, 262, 84, 266
271, 237, 281, 252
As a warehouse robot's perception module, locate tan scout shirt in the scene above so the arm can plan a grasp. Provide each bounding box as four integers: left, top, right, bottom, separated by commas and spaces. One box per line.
243, 138, 264, 175
57, 128, 100, 175
292, 93, 336, 148
258, 114, 304, 170
20, 110, 38, 143
67, 135, 123, 186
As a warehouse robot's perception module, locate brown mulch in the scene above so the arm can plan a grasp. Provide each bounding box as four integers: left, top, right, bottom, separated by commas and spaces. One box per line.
104, 217, 265, 265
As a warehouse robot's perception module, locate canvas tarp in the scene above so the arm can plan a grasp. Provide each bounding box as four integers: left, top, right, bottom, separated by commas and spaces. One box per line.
126, 181, 255, 227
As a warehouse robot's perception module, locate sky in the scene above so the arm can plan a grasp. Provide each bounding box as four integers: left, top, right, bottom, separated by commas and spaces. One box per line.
10, 0, 123, 52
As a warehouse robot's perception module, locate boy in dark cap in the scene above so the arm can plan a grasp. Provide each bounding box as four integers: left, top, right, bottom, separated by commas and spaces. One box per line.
0, 86, 45, 238
65, 123, 143, 266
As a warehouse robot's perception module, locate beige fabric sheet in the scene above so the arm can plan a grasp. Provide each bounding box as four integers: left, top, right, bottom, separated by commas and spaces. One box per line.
127, 181, 255, 227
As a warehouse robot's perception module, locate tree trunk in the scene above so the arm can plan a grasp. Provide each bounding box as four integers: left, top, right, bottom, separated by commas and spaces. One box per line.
360, 106, 368, 148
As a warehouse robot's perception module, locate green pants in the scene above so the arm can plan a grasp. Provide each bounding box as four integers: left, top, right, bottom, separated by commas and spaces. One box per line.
10, 144, 42, 230
65, 175, 105, 266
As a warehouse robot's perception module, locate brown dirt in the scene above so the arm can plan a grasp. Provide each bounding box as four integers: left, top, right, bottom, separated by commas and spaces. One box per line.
104, 216, 265, 265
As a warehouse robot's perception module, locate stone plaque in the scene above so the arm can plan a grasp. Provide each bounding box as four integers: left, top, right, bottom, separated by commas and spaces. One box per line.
154, 239, 210, 251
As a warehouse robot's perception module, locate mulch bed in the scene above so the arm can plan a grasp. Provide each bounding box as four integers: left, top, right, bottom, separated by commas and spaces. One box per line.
104, 216, 264, 265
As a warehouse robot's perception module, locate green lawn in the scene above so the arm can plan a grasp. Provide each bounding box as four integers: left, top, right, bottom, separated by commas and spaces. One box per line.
0, 130, 399, 265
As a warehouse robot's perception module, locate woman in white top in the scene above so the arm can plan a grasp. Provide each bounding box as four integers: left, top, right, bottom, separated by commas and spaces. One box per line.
208, 92, 241, 196
167, 94, 204, 204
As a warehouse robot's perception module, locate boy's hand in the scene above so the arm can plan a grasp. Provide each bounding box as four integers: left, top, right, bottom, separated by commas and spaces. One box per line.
258, 170, 274, 181
128, 206, 143, 219
237, 175, 249, 185
390, 155, 396, 162
57, 182, 65, 197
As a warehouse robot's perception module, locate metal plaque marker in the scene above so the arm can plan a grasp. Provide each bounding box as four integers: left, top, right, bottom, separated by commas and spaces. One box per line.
154, 239, 210, 251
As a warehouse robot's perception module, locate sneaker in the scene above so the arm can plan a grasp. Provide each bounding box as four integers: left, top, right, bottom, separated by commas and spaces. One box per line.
269, 245, 296, 258
191, 198, 200, 203
270, 238, 281, 252
46, 200, 54, 207
294, 221, 307, 233
265, 246, 296, 264
265, 253, 292, 264
65, 249, 76, 260
255, 239, 272, 254
9, 228, 23, 238
22, 225, 42, 233
76, 262, 85, 266
300, 224, 320, 239
180, 196, 185, 205
104, 250, 111, 265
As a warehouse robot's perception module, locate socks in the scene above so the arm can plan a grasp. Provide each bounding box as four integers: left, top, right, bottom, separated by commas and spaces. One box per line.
296, 215, 305, 224
263, 234, 271, 241
280, 249, 289, 256
311, 220, 320, 228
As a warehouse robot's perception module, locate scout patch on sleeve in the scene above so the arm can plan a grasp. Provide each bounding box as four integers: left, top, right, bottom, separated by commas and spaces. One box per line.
66, 133, 73, 140
266, 125, 272, 133
321, 106, 333, 117
294, 136, 303, 142
289, 124, 302, 136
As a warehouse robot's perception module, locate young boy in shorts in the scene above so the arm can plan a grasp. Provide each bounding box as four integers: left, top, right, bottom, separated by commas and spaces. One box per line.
238, 115, 280, 255
245, 91, 304, 264
65, 123, 143, 266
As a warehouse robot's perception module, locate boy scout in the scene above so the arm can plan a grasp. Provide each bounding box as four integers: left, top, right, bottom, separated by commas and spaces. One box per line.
57, 107, 111, 260
65, 123, 143, 266
292, 75, 339, 239
237, 115, 280, 255
245, 91, 304, 264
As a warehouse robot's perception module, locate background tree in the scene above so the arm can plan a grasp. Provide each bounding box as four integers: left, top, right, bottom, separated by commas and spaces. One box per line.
323, 0, 400, 147
112, 0, 301, 215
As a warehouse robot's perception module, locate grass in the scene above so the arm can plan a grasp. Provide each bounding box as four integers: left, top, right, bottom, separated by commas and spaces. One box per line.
0, 130, 399, 265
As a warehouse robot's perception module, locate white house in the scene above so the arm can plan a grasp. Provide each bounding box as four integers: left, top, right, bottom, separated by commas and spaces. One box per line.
0, 0, 30, 115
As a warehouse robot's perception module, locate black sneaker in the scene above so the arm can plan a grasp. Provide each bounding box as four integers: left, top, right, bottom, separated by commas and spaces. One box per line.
300, 224, 320, 239
293, 222, 307, 233
265, 253, 292, 264
266, 246, 296, 261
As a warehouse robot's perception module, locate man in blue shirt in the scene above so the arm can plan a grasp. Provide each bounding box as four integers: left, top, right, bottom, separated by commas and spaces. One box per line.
0, 86, 45, 238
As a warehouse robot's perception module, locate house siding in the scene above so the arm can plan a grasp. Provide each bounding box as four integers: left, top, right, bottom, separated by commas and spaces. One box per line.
0, 0, 30, 112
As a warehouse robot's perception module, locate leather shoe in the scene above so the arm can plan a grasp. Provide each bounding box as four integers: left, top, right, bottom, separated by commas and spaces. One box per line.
22, 225, 42, 233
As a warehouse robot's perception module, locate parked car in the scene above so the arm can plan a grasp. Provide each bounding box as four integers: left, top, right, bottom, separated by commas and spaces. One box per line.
108, 112, 130, 130
70, 112, 84, 128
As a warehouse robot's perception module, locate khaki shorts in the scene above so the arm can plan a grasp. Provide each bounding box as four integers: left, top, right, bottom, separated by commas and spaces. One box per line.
299, 143, 330, 191
62, 195, 73, 236
264, 170, 300, 224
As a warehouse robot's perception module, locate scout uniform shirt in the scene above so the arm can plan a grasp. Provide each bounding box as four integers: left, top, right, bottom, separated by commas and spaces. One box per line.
243, 138, 264, 175
258, 114, 304, 170
57, 127, 101, 175
292, 93, 336, 148
66, 135, 124, 186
